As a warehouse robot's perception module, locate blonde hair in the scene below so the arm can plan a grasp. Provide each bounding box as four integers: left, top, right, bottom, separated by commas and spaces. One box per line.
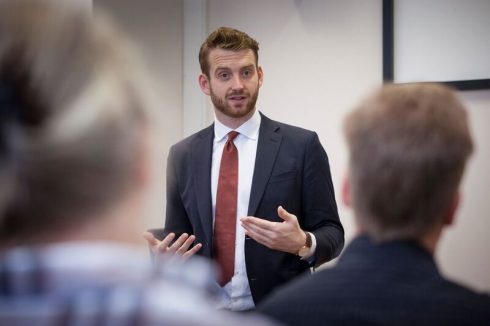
0, 0, 156, 241
344, 83, 474, 241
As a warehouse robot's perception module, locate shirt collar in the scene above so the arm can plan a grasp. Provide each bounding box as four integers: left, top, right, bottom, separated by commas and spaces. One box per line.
214, 109, 261, 142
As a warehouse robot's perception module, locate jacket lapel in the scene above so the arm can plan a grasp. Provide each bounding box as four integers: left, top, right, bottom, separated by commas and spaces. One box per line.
248, 114, 282, 216
191, 125, 214, 246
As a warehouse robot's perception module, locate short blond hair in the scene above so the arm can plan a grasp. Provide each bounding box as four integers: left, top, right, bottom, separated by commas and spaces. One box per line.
344, 83, 474, 241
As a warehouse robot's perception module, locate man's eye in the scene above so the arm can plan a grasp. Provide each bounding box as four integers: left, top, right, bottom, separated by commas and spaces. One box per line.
218, 73, 229, 80
242, 70, 252, 77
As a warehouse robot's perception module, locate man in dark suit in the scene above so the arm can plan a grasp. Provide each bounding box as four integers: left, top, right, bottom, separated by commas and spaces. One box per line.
144, 27, 344, 310
258, 83, 490, 325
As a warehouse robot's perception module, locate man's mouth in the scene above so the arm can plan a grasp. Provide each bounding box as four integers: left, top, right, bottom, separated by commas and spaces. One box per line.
228, 95, 247, 101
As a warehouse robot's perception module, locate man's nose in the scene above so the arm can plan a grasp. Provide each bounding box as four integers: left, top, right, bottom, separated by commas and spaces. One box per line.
231, 75, 244, 90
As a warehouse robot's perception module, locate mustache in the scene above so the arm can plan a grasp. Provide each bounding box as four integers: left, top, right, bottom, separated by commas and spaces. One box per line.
226, 90, 249, 97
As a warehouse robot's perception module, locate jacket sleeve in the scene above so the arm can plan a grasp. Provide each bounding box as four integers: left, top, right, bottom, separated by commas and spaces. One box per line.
302, 132, 344, 266
163, 145, 193, 237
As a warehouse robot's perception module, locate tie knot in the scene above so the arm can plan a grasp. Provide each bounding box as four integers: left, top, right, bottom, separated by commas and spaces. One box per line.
227, 131, 239, 142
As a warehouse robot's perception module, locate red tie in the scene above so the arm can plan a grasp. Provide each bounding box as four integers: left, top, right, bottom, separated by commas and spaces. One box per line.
214, 131, 239, 286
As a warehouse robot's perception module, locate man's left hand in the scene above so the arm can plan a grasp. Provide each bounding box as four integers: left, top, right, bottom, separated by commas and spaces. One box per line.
240, 206, 306, 254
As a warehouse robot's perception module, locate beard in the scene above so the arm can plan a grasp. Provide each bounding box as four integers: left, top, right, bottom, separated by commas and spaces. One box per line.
210, 85, 259, 119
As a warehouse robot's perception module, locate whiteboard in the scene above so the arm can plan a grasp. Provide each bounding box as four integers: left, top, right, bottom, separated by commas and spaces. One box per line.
384, 0, 490, 88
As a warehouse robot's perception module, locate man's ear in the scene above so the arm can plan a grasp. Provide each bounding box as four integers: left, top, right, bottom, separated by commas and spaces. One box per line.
341, 172, 351, 208
342, 171, 365, 236
257, 66, 264, 88
443, 192, 461, 227
198, 74, 211, 95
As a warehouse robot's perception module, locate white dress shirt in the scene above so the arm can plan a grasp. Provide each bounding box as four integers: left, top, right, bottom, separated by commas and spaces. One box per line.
211, 110, 260, 311
211, 110, 317, 310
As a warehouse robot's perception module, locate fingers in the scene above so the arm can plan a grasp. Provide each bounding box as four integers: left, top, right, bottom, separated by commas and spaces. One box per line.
167, 233, 190, 253
176, 235, 196, 255
157, 233, 176, 253
245, 231, 271, 248
242, 224, 275, 249
143, 231, 159, 247
144, 232, 165, 256
182, 243, 203, 260
277, 206, 295, 222
241, 212, 303, 254
150, 232, 201, 259
240, 216, 277, 231
241, 221, 275, 241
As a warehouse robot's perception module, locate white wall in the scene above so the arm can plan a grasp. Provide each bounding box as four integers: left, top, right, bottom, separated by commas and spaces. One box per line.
94, 0, 183, 229
440, 90, 490, 292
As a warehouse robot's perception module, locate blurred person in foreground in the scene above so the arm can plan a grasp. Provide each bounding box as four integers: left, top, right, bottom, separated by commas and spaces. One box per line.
258, 83, 490, 325
0, 1, 274, 325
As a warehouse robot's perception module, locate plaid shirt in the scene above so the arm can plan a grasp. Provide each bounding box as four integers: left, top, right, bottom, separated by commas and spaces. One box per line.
0, 242, 276, 326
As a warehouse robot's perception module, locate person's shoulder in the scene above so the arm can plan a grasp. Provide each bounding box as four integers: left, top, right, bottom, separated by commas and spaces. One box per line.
258, 267, 336, 310
261, 113, 317, 143
257, 269, 338, 325
170, 124, 214, 154
263, 114, 314, 136
439, 278, 490, 312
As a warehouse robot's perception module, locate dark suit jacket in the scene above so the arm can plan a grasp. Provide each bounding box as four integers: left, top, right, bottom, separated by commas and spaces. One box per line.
258, 235, 490, 325
159, 112, 344, 304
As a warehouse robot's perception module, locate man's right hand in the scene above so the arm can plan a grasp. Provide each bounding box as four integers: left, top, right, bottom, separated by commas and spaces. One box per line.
143, 231, 202, 260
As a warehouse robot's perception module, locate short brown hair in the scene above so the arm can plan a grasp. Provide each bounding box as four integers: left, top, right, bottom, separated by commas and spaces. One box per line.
344, 83, 474, 242
199, 27, 259, 77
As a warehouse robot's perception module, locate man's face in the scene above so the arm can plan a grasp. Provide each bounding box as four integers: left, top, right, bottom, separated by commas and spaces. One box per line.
199, 48, 263, 119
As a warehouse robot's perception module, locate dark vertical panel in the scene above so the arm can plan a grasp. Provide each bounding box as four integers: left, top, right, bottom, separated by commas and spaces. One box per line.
382, 0, 394, 82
